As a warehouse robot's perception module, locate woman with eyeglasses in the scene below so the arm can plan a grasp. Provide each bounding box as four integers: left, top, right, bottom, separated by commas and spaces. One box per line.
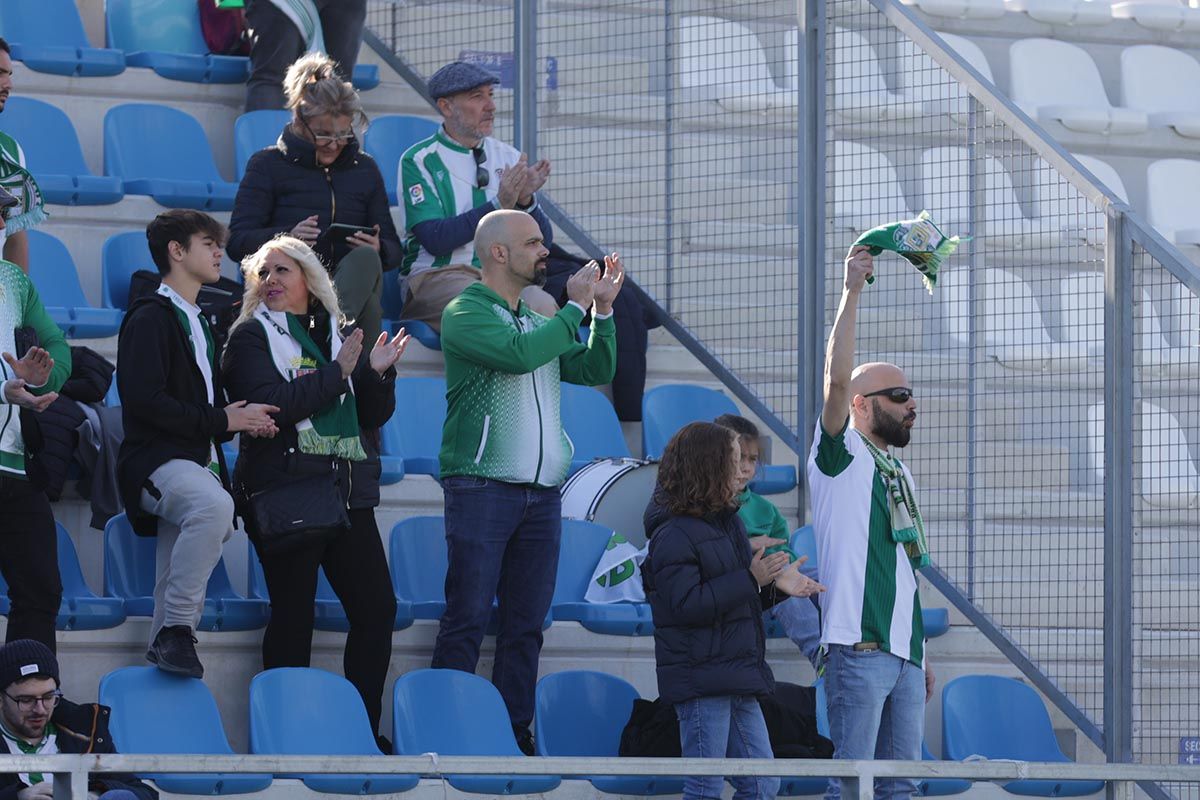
222, 235, 408, 747
227, 52, 401, 345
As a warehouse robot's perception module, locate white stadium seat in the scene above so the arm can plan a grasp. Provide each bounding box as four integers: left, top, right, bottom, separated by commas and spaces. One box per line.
900, 33, 995, 125
1120, 45, 1200, 138
1072, 154, 1128, 203
828, 28, 923, 122
1035, 154, 1126, 247
899, 0, 1007, 20
1088, 402, 1200, 508
1111, 0, 1200, 32
677, 16, 794, 115
830, 141, 913, 234
1175, 282, 1200, 348
1146, 159, 1200, 248
1004, 0, 1111, 25
1010, 38, 1149, 135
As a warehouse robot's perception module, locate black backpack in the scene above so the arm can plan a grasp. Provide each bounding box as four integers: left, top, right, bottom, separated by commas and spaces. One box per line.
127, 270, 243, 355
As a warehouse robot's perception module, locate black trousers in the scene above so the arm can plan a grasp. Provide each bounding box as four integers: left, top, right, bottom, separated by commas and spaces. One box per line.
257, 507, 396, 735
0, 476, 61, 652
244, 0, 368, 112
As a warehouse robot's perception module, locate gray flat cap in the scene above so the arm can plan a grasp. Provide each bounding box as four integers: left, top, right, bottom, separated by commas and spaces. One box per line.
428, 61, 499, 99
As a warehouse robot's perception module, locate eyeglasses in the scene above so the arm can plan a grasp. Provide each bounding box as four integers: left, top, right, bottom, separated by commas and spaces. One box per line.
298, 116, 355, 147
472, 147, 489, 189
862, 386, 914, 404
3, 690, 62, 712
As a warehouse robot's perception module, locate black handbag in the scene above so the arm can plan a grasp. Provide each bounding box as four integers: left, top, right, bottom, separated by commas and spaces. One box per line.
248, 472, 350, 556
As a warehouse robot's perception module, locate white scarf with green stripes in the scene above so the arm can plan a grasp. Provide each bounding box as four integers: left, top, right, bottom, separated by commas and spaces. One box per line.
265, 0, 326, 54
0, 130, 47, 236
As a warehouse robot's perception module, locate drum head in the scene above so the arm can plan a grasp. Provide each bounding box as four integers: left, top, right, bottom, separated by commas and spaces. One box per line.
561, 458, 660, 548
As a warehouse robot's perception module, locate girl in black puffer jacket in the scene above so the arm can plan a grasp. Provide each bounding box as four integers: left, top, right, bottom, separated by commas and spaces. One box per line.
642, 422, 823, 800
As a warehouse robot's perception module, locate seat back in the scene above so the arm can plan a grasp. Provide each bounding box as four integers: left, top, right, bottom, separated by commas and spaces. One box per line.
789, 526, 818, 564
250, 668, 380, 755
1010, 38, 1112, 110
362, 115, 440, 203
99, 666, 235, 755
1140, 401, 1200, 495
383, 377, 447, 475
234, 110, 289, 181
27, 231, 90, 310
392, 669, 523, 756
102, 231, 154, 310
388, 516, 448, 604
106, 0, 209, 55
641, 384, 738, 458
535, 670, 640, 757
831, 27, 892, 98
56, 523, 96, 597
552, 520, 617, 605
0, 97, 92, 178
104, 103, 223, 183
1147, 158, 1200, 244
103, 513, 156, 599
1073, 155, 1128, 204
561, 383, 631, 463
941, 675, 1068, 762
677, 16, 775, 92
1120, 44, 1200, 113
0, 0, 91, 48
831, 142, 910, 232
920, 146, 1025, 228
940, 266, 1050, 347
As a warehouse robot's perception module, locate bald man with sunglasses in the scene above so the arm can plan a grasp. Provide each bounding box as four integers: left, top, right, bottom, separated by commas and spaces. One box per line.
808, 245, 934, 800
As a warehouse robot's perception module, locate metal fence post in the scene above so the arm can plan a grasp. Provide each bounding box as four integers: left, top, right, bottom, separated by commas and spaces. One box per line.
664, 0, 674, 315
1103, 207, 1134, 776
513, 0, 538, 159
53, 767, 87, 800
965, 99, 982, 603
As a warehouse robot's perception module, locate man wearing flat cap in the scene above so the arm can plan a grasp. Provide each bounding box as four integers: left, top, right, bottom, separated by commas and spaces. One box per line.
397, 60, 559, 330
0, 640, 157, 800
0, 186, 70, 654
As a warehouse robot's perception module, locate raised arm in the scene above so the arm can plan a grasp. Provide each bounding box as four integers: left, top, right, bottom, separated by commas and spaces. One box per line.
822, 245, 874, 436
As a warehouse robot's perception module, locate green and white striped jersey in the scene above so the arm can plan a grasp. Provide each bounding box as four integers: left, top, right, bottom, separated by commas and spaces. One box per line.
807, 420, 925, 667
399, 130, 523, 276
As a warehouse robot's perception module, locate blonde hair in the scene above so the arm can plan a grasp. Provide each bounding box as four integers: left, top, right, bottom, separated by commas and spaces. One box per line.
284, 52, 368, 129
233, 235, 347, 332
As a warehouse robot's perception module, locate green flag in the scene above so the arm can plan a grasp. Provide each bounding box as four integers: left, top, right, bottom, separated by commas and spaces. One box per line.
852, 210, 967, 294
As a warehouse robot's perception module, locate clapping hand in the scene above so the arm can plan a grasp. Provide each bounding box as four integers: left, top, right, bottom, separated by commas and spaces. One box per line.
335, 328, 364, 379
750, 546, 789, 588
4, 347, 54, 388
519, 158, 551, 206
497, 154, 530, 210
565, 261, 599, 309
591, 252, 625, 315
774, 556, 827, 598
2, 380, 56, 413
369, 328, 411, 376
224, 401, 280, 438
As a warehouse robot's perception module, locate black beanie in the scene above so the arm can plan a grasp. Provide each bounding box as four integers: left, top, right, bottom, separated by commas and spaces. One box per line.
0, 640, 59, 691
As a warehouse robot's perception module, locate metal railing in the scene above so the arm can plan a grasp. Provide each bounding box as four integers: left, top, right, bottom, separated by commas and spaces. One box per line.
17, 752, 1200, 800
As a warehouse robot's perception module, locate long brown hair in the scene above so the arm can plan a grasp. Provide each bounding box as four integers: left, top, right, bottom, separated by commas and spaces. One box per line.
657, 421, 739, 518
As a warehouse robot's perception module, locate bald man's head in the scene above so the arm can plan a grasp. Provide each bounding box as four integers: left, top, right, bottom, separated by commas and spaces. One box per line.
474, 209, 530, 269
849, 361, 917, 448
473, 208, 549, 291
849, 362, 907, 399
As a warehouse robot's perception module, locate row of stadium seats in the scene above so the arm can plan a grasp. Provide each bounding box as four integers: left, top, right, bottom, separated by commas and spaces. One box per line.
906, 0, 1200, 30
93, 665, 1097, 797
0, 0, 378, 87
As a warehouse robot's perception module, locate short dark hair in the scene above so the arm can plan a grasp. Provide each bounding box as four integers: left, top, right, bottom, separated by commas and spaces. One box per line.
0, 38, 10, 56
657, 421, 739, 518
714, 413, 759, 441
146, 210, 226, 276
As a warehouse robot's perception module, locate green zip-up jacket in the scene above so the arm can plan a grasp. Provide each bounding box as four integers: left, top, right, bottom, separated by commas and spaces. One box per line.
0, 259, 70, 478
439, 282, 616, 488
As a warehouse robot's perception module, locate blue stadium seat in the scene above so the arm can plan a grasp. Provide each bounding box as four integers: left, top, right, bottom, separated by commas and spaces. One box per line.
105, 374, 121, 406
104, 104, 237, 211
249, 668, 418, 794
393, 669, 561, 795
0, 0, 124, 77
917, 741, 971, 797
27, 231, 123, 338
641, 384, 796, 494
106, 0, 250, 83
234, 110, 289, 181
536, 671, 683, 795
942, 675, 1104, 797
379, 272, 439, 361
396, 319, 441, 350
104, 513, 268, 631
388, 516, 448, 622
361, 115, 440, 204
0, 98, 123, 205
100, 666, 273, 795
561, 383, 631, 474
101, 231, 152, 311
552, 520, 653, 636
0, 524, 125, 630
352, 63, 381, 92
382, 377, 446, 476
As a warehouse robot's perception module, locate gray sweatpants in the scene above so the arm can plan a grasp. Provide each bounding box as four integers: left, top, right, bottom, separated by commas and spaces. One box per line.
139, 459, 235, 645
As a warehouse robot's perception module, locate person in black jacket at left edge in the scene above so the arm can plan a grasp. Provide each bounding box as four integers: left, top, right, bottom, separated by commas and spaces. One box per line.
0, 639, 156, 800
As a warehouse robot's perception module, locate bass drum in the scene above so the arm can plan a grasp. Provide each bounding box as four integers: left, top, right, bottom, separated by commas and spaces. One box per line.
560, 458, 660, 548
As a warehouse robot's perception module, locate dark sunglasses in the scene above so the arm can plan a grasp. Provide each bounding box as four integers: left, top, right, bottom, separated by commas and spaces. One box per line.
863, 386, 914, 404
472, 146, 489, 189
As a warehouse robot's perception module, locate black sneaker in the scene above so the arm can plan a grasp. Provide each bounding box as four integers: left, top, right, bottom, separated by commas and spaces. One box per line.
513, 726, 535, 757
146, 625, 204, 679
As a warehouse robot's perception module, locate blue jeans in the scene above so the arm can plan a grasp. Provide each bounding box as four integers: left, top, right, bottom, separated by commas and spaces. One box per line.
675, 695, 780, 800
432, 476, 562, 731
823, 645, 925, 800
769, 595, 823, 671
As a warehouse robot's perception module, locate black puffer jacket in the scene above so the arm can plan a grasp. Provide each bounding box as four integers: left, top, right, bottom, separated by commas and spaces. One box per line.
220, 313, 396, 518
226, 126, 402, 270
641, 497, 782, 705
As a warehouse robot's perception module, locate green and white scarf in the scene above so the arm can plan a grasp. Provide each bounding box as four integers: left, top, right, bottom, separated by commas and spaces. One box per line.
0, 131, 47, 235
857, 431, 930, 569
266, 0, 325, 54
852, 210, 964, 294
257, 308, 366, 461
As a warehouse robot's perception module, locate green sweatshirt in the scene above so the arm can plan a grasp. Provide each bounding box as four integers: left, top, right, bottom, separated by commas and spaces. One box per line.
439, 282, 617, 487
0, 259, 71, 477
737, 487, 798, 562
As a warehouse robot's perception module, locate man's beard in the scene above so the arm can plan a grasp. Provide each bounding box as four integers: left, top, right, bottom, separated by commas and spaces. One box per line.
871, 400, 912, 448
531, 264, 547, 287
